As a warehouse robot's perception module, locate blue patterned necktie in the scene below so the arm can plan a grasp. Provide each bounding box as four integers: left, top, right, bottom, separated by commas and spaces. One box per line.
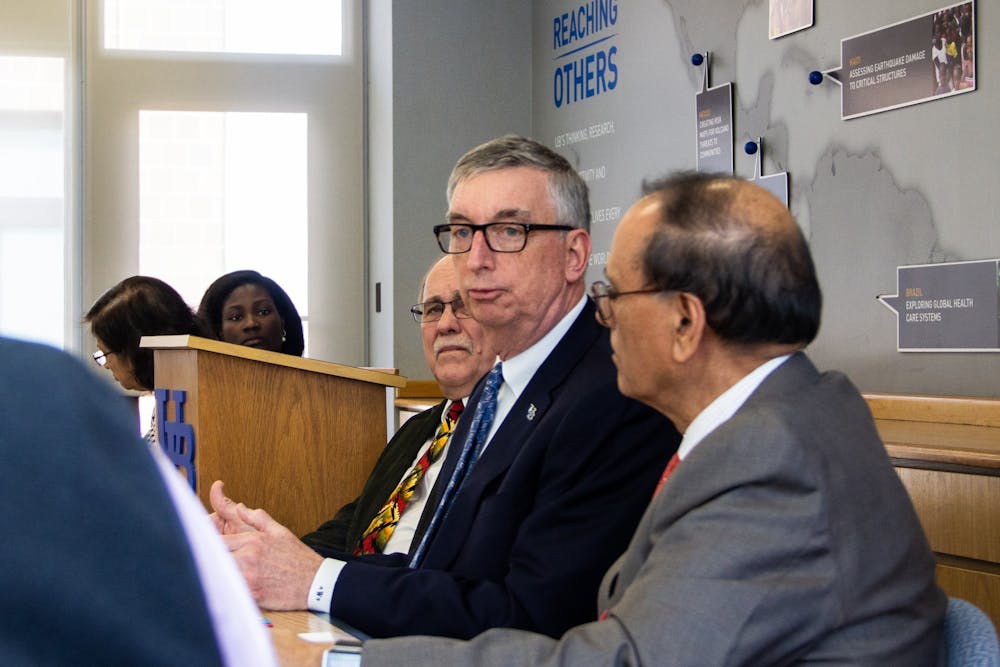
409, 362, 503, 567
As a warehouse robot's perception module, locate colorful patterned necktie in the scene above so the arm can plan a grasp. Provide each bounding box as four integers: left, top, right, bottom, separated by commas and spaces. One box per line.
354, 399, 465, 555
409, 362, 503, 567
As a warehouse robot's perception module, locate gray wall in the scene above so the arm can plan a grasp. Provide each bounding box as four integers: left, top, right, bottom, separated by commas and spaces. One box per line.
531, 0, 998, 397
380, 1, 533, 379
385, 0, 998, 397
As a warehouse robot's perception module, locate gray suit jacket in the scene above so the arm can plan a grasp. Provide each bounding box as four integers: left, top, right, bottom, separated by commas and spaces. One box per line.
362, 353, 946, 666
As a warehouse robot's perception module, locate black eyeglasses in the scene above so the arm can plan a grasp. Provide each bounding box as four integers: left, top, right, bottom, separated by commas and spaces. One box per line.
589, 280, 668, 326
410, 298, 473, 324
433, 222, 576, 254
92, 350, 108, 367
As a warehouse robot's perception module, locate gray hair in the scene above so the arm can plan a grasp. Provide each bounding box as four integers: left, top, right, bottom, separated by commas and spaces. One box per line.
446, 135, 591, 232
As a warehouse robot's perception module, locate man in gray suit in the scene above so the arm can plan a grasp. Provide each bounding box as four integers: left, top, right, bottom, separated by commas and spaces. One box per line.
348, 172, 946, 664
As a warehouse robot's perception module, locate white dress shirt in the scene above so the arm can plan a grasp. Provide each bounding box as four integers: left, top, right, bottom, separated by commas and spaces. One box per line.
676, 354, 791, 462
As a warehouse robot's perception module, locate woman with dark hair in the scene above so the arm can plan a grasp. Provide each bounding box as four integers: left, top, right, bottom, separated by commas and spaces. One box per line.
197, 270, 304, 356
85, 275, 205, 446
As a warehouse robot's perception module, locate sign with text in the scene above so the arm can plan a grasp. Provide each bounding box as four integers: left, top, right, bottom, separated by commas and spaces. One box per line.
551, 1, 620, 110
696, 83, 733, 174
877, 259, 999, 352
827, 1, 975, 119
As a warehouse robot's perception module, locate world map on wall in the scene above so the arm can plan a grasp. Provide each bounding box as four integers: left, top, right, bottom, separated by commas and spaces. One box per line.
535, 0, 996, 394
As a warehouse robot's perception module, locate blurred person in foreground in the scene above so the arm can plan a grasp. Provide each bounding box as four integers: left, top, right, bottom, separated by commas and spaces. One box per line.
0, 337, 275, 666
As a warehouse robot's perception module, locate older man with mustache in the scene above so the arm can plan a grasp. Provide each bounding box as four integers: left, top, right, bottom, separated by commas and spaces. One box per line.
293, 256, 494, 555
212, 256, 493, 560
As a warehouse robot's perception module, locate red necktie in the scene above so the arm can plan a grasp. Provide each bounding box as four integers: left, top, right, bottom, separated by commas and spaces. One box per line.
354, 400, 464, 555
653, 452, 681, 498
600, 451, 681, 622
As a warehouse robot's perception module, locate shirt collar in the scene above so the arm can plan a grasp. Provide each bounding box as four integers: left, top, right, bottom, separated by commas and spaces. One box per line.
678, 354, 791, 460
498, 295, 587, 400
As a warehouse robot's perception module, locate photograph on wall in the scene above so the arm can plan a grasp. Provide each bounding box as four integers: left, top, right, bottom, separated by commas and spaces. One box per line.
839, 0, 975, 119
930, 3, 975, 96
769, 0, 813, 40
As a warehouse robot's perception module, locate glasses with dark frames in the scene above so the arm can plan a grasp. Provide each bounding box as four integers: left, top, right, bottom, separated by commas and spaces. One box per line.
433, 222, 575, 254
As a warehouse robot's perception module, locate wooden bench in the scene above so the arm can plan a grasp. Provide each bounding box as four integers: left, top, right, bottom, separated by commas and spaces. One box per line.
865, 392, 1000, 629
394, 379, 444, 426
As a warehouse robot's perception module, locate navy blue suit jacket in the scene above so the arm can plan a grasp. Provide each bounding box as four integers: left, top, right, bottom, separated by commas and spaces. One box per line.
328, 299, 681, 639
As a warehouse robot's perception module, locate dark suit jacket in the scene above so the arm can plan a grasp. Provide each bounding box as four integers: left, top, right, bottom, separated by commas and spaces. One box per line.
301, 401, 447, 553
363, 353, 946, 665
0, 337, 224, 666
328, 299, 680, 639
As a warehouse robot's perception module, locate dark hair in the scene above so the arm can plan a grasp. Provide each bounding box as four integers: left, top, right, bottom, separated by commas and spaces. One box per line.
447, 134, 591, 232
640, 172, 822, 346
197, 270, 304, 356
85, 276, 205, 391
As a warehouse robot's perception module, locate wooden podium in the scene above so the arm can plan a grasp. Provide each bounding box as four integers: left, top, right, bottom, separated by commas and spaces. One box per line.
141, 335, 406, 537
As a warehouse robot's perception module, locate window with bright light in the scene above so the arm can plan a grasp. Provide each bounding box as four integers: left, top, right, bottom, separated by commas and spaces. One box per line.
103, 0, 343, 56
138, 110, 308, 346
0, 56, 66, 348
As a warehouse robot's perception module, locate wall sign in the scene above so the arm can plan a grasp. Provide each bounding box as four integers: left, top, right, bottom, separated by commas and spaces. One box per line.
877, 259, 999, 352
693, 53, 733, 175
812, 1, 975, 120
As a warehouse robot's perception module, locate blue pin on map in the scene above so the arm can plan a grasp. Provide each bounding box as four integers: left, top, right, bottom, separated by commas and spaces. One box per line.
808, 70, 823, 85
691, 53, 703, 66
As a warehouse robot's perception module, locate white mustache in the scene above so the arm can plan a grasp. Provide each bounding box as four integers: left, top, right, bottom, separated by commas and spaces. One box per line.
434, 336, 472, 356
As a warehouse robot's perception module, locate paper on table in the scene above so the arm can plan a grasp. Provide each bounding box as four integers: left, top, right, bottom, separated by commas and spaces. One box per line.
298, 630, 362, 645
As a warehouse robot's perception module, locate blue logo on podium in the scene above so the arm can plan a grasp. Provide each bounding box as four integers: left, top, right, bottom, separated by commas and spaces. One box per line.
154, 388, 197, 490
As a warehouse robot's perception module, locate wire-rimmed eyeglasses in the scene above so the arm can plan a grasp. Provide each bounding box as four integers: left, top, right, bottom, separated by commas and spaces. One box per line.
410, 298, 473, 324
589, 280, 668, 326
433, 222, 576, 254
92, 350, 108, 367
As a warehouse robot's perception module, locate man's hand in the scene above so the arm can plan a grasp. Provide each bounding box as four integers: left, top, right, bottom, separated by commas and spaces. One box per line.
224, 503, 324, 610
208, 480, 254, 534
209, 480, 324, 610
